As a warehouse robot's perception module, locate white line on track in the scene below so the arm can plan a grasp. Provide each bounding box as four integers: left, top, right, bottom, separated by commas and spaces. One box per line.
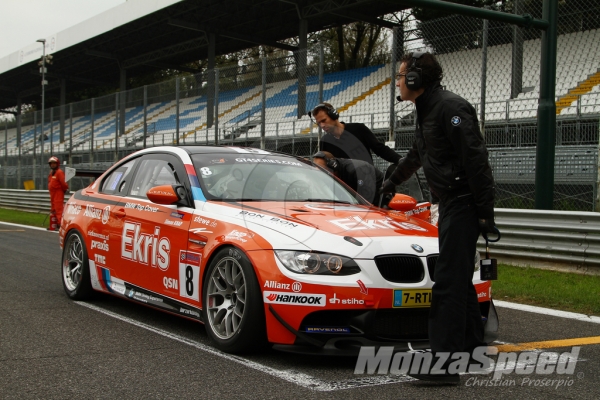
76, 301, 415, 391
74, 301, 592, 390
494, 300, 600, 324
76, 300, 594, 391
0, 221, 54, 232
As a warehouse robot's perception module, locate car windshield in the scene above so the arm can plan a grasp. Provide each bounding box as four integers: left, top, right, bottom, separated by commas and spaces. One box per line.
191, 153, 364, 204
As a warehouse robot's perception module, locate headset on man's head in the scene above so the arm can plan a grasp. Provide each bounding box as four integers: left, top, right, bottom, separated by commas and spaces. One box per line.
405, 52, 425, 91
308, 103, 339, 121
313, 151, 339, 170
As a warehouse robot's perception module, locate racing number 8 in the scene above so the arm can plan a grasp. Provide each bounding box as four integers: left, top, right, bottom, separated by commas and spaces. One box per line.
179, 262, 200, 301
185, 266, 194, 296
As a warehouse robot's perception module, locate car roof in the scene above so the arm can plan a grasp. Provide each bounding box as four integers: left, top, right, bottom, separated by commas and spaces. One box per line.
179, 146, 275, 155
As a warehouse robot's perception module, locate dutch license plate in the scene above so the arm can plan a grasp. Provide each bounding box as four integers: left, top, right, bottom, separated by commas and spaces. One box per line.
393, 289, 432, 307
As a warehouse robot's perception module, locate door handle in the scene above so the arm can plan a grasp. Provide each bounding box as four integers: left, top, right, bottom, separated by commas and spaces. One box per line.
113, 208, 126, 218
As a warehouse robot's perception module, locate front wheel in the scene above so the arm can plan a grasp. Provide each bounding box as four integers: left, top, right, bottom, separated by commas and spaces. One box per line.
62, 231, 93, 300
202, 247, 266, 353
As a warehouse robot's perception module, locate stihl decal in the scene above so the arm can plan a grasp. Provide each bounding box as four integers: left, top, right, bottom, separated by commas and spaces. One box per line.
121, 221, 171, 270
263, 291, 326, 307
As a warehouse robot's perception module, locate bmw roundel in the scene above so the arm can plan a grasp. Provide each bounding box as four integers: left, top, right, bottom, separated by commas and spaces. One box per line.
451, 116, 461, 126
411, 244, 424, 253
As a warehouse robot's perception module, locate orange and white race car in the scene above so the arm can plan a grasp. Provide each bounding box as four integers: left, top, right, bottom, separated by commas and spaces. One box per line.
60, 146, 497, 354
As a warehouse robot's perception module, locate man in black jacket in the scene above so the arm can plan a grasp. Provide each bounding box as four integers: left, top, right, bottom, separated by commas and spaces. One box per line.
310, 103, 401, 166
313, 151, 384, 205
381, 52, 496, 384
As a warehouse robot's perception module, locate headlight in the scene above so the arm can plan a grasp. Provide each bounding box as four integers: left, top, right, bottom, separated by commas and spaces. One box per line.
274, 250, 361, 275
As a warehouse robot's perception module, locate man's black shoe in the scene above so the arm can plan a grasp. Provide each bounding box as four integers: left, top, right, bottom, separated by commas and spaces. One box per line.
408, 371, 460, 385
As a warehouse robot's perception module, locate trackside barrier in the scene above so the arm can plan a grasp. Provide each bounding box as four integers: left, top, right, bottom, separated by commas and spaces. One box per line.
0, 189, 598, 270
478, 208, 600, 270
0, 189, 68, 213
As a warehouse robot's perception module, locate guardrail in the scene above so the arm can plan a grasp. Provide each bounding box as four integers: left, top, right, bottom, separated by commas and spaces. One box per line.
479, 208, 600, 270
0, 189, 69, 213
0, 188, 599, 270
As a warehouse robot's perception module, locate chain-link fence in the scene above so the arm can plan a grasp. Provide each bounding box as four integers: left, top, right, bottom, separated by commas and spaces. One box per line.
2, 2, 600, 210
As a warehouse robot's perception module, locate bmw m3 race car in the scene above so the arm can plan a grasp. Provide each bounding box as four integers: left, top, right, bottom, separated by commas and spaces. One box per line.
59, 146, 497, 354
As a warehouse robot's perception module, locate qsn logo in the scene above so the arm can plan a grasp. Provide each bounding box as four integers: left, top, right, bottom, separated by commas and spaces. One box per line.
263, 291, 326, 307
163, 277, 178, 290
91, 240, 109, 251
121, 221, 170, 270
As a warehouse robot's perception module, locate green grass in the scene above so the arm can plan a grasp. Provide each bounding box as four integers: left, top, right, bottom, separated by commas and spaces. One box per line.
0, 208, 51, 228
494, 264, 600, 316
0, 207, 598, 316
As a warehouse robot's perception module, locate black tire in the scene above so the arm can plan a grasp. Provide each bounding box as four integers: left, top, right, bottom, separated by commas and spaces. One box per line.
202, 247, 267, 353
61, 231, 94, 300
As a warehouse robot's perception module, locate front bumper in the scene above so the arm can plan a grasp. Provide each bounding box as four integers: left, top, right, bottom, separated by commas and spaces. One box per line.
270, 299, 499, 356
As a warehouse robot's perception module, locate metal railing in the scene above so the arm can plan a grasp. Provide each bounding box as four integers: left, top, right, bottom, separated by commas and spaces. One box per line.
1, 188, 598, 270
478, 208, 600, 270
0, 189, 68, 213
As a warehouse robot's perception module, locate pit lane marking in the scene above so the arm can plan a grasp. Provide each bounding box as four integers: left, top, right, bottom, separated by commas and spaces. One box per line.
76, 301, 416, 391
495, 336, 600, 352
0, 229, 26, 232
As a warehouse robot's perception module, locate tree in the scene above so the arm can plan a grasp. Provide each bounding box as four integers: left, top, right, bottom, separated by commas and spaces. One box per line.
313, 22, 391, 71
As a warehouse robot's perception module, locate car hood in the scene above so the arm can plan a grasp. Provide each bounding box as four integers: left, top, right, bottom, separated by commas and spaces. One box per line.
203, 201, 438, 259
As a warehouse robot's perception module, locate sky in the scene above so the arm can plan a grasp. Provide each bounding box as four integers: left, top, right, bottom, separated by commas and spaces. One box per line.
0, 0, 127, 58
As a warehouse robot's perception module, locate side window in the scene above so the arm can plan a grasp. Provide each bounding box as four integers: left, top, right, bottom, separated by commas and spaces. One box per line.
100, 159, 136, 195
129, 158, 179, 200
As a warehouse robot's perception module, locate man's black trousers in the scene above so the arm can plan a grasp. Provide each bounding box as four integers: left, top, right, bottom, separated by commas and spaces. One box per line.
429, 194, 485, 354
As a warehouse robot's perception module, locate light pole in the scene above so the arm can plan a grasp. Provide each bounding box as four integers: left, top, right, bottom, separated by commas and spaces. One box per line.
37, 39, 46, 188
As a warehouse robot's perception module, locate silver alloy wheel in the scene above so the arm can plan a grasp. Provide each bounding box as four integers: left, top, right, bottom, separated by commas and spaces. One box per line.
206, 256, 247, 339
63, 234, 84, 292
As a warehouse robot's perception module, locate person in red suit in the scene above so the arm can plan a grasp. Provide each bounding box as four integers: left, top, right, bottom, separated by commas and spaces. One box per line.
47, 156, 69, 230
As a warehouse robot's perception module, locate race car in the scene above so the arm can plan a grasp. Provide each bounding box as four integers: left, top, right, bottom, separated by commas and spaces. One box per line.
59, 146, 497, 354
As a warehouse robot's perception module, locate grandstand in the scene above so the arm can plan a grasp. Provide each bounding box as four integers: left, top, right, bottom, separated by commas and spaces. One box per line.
0, 20, 600, 210
2, 28, 599, 159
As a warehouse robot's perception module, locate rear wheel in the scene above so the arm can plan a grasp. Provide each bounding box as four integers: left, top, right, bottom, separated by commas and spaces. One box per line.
202, 247, 266, 353
62, 231, 93, 300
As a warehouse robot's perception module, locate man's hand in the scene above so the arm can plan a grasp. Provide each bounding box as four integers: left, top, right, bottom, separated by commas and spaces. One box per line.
380, 179, 396, 194
478, 218, 496, 236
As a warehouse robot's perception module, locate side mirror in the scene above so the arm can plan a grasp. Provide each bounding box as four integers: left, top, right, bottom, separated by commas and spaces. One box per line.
387, 193, 417, 212
147, 185, 182, 205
